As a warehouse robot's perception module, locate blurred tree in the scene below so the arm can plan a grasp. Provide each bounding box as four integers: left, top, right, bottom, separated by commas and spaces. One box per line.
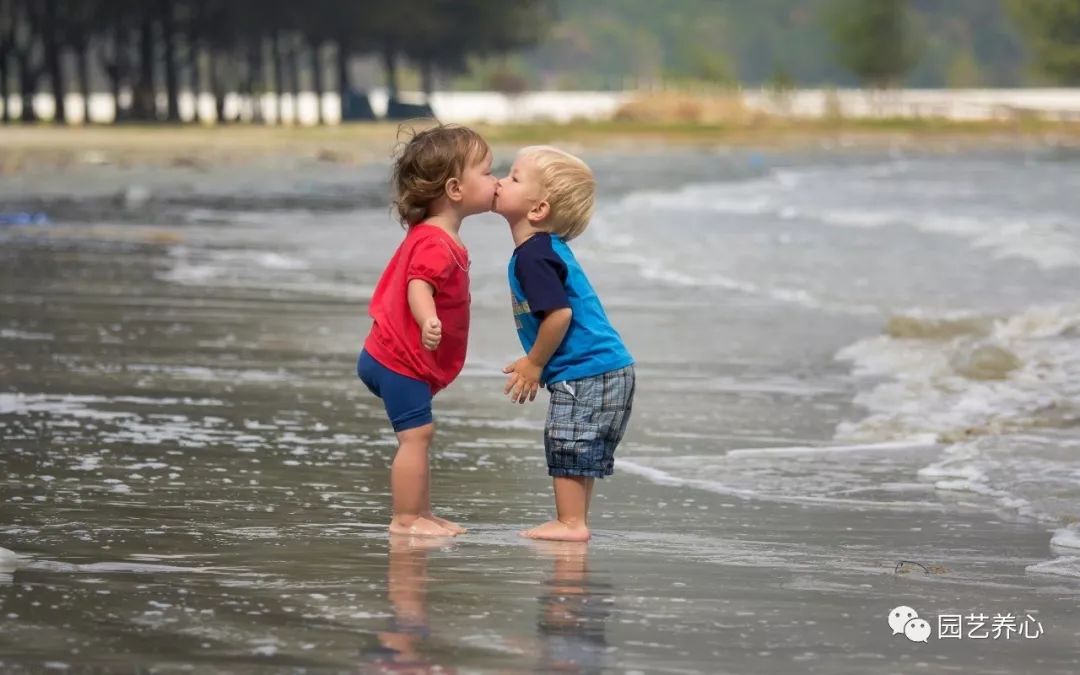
318, 0, 376, 121
824, 0, 922, 87
363, 0, 551, 117
180, 0, 208, 122
298, 8, 330, 125
59, 0, 101, 124
39, 0, 65, 124
200, 0, 262, 124
1007, 0, 1080, 85
10, 0, 44, 122
131, 2, 157, 120
0, 0, 12, 123
946, 49, 982, 88
97, 0, 139, 122
425, 0, 554, 93
159, 0, 181, 121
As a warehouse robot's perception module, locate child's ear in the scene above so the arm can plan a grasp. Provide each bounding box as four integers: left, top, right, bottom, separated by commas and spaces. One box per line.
445, 177, 462, 202
528, 199, 550, 224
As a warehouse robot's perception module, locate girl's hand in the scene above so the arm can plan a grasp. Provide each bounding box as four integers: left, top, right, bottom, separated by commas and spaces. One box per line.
421, 317, 442, 351
502, 356, 542, 404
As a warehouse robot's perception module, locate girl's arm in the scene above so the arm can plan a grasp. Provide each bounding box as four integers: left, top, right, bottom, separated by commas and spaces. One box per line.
407, 279, 437, 325
408, 279, 441, 350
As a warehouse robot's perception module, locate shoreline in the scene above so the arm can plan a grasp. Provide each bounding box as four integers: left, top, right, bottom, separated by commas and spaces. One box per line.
2, 119, 1079, 176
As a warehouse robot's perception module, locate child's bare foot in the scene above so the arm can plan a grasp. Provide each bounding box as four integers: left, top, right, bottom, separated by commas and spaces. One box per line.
388, 533, 448, 551
521, 519, 591, 542
389, 516, 453, 537
424, 512, 467, 535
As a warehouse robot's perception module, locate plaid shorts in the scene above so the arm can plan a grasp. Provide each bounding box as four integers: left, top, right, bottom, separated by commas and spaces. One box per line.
544, 365, 635, 478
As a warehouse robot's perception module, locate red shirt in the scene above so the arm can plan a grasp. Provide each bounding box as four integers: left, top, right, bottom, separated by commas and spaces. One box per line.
364, 224, 471, 393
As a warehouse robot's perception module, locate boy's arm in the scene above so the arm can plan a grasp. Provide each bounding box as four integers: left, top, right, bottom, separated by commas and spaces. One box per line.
407, 279, 442, 351
504, 307, 572, 404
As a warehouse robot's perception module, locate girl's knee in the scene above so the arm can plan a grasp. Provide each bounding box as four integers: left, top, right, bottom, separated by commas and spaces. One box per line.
397, 422, 435, 446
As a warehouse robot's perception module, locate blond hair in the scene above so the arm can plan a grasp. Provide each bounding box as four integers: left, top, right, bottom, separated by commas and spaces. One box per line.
391, 123, 491, 227
519, 145, 595, 241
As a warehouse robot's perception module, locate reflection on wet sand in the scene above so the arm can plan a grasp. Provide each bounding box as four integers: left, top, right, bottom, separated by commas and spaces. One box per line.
367, 535, 448, 674
533, 541, 613, 674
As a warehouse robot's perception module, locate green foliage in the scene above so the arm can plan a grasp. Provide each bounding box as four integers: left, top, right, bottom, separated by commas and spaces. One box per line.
496, 0, 1028, 89
1007, 0, 1080, 85
947, 50, 982, 88
824, 0, 922, 87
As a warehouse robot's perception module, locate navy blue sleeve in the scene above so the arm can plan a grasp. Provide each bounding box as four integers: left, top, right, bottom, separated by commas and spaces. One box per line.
514, 238, 570, 315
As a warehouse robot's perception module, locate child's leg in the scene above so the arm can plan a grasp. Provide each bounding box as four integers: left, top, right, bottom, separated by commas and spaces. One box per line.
360, 350, 466, 537
420, 469, 467, 535
389, 423, 466, 536
526, 366, 635, 541
389, 423, 450, 536
523, 476, 592, 541
584, 477, 595, 521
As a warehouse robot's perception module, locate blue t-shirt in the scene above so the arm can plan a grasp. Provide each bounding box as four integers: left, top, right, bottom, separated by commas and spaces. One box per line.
508, 233, 634, 385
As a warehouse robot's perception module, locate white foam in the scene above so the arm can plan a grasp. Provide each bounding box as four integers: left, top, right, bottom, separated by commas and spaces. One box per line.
0, 393, 225, 416
590, 240, 879, 316
726, 437, 937, 459
0, 547, 21, 575
127, 553, 221, 561
836, 304, 1080, 445
1050, 527, 1080, 552
157, 268, 374, 300
125, 363, 293, 383
1026, 557, 1080, 579
223, 527, 280, 539
618, 458, 946, 510
158, 244, 374, 300
0, 328, 54, 341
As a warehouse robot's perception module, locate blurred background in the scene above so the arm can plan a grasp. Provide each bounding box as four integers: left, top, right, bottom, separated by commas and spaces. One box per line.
0, 0, 1078, 126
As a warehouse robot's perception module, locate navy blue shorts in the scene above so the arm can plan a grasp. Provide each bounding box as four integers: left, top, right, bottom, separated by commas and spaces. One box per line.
357, 349, 433, 432
545, 365, 635, 478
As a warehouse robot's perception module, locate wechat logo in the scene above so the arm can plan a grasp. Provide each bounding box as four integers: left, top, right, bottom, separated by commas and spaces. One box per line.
889, 605, 931, 643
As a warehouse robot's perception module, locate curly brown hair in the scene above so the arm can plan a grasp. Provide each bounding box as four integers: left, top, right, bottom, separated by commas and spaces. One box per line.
390, 123, 491, 227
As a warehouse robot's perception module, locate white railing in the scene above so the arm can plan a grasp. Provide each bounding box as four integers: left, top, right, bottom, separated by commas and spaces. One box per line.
1, 88, 1078, 125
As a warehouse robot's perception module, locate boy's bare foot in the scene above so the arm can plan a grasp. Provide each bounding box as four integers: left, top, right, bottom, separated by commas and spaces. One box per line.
424, 513, 467, 535
521, 519, 591, 542
389, 516, 453, 537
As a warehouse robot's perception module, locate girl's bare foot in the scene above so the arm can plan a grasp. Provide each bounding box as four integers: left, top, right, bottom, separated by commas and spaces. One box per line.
521, 519, 591, 542
424, 512, 467, 535
389, 516, 453, 537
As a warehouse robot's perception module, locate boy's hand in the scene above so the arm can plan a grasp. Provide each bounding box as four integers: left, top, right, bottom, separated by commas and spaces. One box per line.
421, 316, 442, 351
502, 356, 542, 404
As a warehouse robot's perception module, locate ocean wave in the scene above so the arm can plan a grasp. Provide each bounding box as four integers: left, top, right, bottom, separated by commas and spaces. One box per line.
158, 246, 372, 300
581, 229, 880, 316
838, 305, 1080, 568
1026, 557, 1080, 580
836, 304, 1080, 444
613, 164, 1080, 271
622, 447, 950, 509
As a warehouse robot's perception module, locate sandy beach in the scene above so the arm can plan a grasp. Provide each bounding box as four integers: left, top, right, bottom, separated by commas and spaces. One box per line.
2, 132, 1079, 672
3, 117, 1080, 175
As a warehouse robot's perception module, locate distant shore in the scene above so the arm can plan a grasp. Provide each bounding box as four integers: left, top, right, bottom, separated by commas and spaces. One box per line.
2, 118, 1079, 176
